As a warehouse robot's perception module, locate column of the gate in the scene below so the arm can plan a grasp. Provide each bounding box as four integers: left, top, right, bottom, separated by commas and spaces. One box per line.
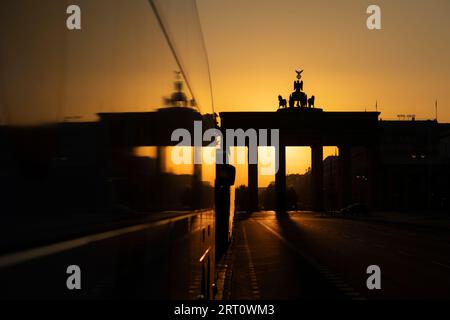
338, 145, 352, 208
275, 143, 286, 213
311, 145, 324, 211
247, 146, 259, 212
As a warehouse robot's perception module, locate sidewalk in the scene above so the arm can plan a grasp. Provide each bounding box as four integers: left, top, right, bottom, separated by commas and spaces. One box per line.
317, 210, 450, 232
356, 211, 450, 231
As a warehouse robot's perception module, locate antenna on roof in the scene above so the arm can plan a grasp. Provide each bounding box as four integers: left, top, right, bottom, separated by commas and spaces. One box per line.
435, 99, 438, 122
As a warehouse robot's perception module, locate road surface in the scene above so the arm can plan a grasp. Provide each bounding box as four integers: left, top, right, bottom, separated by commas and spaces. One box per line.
226, 211, 450, 299
2, 210, 450, 300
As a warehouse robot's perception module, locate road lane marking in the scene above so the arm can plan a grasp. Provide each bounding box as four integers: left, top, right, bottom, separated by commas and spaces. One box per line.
242, 225, 261, 299
432, 260, 450, 270
256, 220, 365, 300
199, 247, 211, 263
0, 211, 207, 269
398, 250, 414, 257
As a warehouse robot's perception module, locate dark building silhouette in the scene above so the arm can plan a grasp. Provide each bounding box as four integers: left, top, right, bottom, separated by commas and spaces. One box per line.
375, 120, 450, 211
323, 156, 340, 211
0, 107, 216, 219
258, 173, 311, 211
322, 120, 450, 212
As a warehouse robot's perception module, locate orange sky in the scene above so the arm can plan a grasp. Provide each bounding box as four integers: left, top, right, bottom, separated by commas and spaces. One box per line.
194, 0, 450, 183
140, 0, 450, 187
3, 1, 449, 187
229, 146, 338, 187
136, 145, 339, 187
5, 1, 449, 123
197, 0, 450, 120
63, 0, 450, 188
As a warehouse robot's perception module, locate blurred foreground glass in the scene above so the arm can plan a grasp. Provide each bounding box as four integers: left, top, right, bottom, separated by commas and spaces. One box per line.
0, 0, 215, 220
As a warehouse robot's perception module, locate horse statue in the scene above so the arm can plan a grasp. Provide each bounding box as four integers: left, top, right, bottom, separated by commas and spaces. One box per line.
291, 90, 308, 108
308, 95, 315, 108
278, 95, 287, 109
289, 94, 294, 108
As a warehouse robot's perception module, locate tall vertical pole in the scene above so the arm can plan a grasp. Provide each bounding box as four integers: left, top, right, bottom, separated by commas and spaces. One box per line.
435, 100, 438, 122
311, 145, 324, 211
248, 146, 259, 212
275, 144, 286, 213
